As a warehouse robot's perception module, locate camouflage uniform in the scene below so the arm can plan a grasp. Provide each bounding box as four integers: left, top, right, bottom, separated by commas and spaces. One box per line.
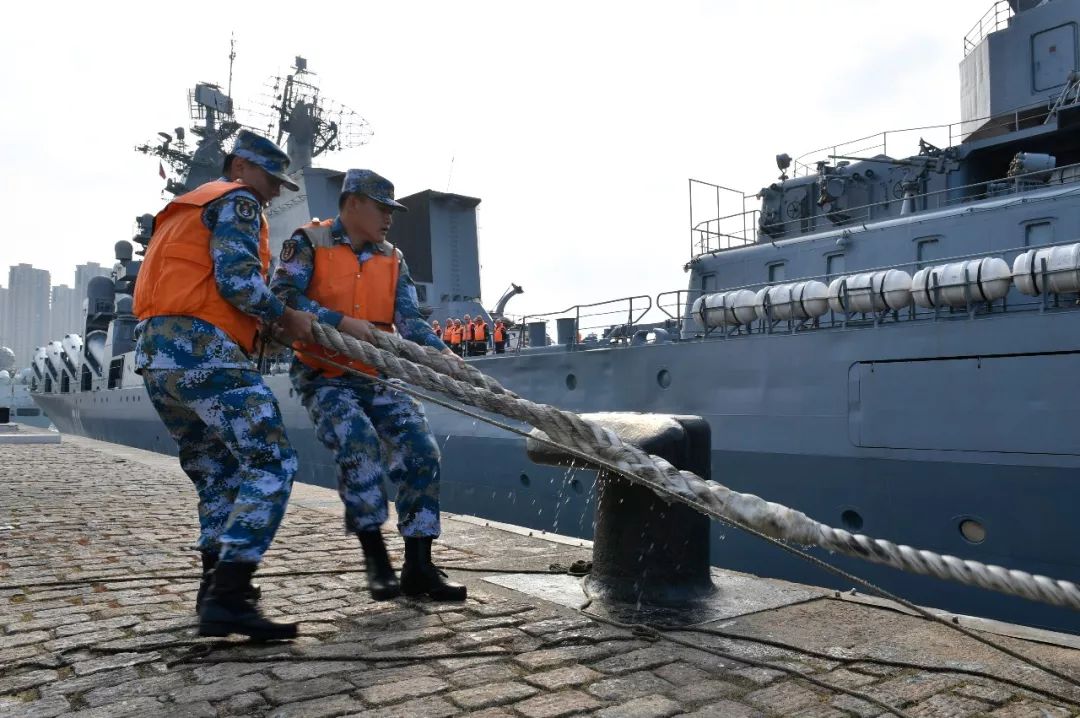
272, 215, 448, 538
136, 178, 296, 564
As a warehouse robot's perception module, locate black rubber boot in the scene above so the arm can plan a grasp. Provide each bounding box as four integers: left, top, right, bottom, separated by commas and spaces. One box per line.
195, 552, 261, 615
357, 530, 401, 600
198, 562, 298, 641
401, 537, 467, 601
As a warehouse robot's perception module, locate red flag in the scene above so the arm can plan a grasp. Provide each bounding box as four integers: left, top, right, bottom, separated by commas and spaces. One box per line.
158, 162, 167, 180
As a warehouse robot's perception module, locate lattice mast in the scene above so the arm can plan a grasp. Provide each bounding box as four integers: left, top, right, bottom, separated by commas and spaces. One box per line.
260, 57, 373, 171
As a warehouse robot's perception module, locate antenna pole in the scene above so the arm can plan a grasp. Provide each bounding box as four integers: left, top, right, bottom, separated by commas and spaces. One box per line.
227, 33, 236, 98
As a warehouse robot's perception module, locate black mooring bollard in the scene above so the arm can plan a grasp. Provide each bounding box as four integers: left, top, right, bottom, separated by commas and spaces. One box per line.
527, 413, 715, 606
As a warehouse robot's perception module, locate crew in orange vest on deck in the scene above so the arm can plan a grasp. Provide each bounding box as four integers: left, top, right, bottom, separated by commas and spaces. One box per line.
462, 314, 474, 355
493, 319, 507, 354
448, 319, 462, 355
455, 319, 466, 355
472, 315, 488, 355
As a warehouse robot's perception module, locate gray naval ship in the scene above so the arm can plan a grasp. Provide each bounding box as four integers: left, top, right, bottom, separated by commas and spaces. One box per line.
30, 0, 1080, 633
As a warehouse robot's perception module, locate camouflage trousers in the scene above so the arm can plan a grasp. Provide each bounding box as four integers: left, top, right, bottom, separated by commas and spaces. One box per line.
297, 379, 442, 537
143, 369, 298, 563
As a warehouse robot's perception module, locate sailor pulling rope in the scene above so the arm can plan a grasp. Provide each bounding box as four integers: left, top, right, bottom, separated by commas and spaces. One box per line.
309, 321, 1080, 612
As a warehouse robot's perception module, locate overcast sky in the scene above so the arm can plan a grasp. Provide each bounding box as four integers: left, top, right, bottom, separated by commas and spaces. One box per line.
2, 0, 990, 319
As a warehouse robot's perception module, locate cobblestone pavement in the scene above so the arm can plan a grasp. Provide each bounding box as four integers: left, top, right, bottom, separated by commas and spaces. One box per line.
3, 438, 1080, 717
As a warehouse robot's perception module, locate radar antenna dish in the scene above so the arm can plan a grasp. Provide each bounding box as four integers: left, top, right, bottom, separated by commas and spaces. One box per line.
254, 57, 373, 171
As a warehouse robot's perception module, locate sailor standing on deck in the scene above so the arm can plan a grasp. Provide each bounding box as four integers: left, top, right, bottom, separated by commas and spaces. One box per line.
271, 169, 467, 602
449, 319, 464, 355
133, 130, 315, 640
462, 314, 474, 356
472, 315, 489, 355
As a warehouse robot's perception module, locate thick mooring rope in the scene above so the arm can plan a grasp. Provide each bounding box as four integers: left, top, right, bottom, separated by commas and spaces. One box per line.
311, 322, 1080, 612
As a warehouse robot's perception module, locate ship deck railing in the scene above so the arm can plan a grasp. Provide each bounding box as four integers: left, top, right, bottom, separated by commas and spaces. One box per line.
508, 295, 654, 351
659, 237, 1080, 341
787, 95, 1063, 181
690, 92, 1077, 257
690, 157, 1080, 258
963, 0, 1014, 56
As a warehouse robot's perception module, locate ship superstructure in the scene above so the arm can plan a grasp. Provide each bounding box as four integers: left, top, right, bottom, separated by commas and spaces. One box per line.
30, 0, 1080, 633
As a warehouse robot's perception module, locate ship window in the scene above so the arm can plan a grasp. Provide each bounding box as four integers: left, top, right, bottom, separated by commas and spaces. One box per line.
700, 273, 717, 293
826, 253, 845, 281
767, 262, 786, 283
1025, 221, 1053, 247
959, 518, 987, 544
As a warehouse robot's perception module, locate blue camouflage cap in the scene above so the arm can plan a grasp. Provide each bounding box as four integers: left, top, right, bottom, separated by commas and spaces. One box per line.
229, 130, 300, 191
340, 169, 408, 212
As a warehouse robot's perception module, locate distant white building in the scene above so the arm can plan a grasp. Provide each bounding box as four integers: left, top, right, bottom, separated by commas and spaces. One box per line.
50, 284, 79, 340
6, 264, 51, 368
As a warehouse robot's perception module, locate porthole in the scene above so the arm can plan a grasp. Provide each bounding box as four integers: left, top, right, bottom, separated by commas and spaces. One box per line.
657, 369, 671, 389
959, 518, 986, 545
841, 509, 863, 531
565, 374, 577, 390
519, 473, 530, 487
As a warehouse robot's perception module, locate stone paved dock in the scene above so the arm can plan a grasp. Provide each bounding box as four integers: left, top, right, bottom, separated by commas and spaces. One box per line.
3, 438, 1080, 717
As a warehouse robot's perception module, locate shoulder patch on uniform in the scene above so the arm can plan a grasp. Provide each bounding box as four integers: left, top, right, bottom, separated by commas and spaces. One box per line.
234, 196, 259, 223
280, 238, 298, 262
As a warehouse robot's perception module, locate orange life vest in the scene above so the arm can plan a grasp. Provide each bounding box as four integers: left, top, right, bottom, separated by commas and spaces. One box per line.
474, 321, 486, 341
292, 219, 400, 377
463, 322, 474, 341
433, 325, 442, 338
448, 326, 461, 345
134, 180, 270, 353
494, 324, 506, 342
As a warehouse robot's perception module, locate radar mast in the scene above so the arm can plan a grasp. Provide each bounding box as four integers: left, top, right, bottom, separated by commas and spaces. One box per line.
256, 57, 373, 171
135, 80, 240, 195
136, 51, 372, 198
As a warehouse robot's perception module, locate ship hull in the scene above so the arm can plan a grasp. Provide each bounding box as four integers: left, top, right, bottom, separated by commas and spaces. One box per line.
33, 306, 1080, 633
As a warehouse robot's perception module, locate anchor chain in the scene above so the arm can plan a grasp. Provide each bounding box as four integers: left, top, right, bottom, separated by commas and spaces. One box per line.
311, 322, 1080, 612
